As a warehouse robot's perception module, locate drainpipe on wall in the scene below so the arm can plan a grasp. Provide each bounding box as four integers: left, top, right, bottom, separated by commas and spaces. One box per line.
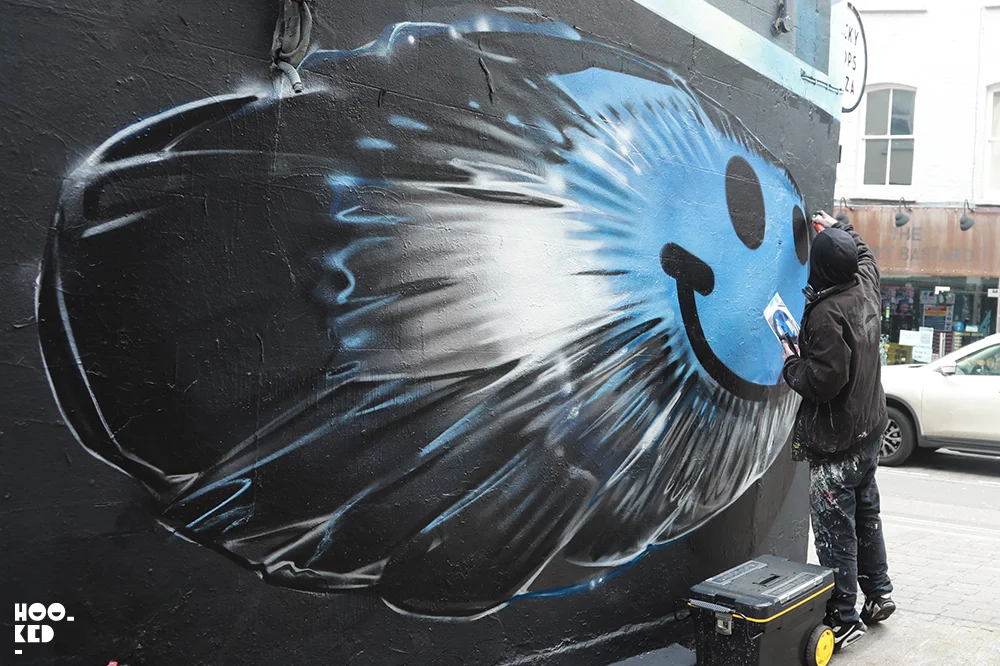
970, 4, 986, 204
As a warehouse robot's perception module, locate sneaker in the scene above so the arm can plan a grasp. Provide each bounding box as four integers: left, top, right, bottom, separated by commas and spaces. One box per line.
861, 595, 897, 625
828, 619, 867, 652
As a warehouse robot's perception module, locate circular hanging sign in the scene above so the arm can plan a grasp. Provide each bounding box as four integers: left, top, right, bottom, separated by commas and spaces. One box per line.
840, 2, 867, 113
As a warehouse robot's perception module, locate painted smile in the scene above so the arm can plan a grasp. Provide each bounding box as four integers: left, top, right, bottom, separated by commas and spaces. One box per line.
660, 243, 782, 402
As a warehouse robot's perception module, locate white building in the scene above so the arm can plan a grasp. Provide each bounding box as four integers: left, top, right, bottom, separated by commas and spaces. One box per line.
836, 0, 1000, 205
833, 0, 1000, 355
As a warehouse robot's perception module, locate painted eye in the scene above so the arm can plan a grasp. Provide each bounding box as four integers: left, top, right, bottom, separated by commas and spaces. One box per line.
792, 205, 809, 265
725, 156, 765, 250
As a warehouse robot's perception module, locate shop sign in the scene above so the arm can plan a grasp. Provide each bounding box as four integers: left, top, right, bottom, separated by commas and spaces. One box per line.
867, 223, 979, 270
837, 3, 867, 113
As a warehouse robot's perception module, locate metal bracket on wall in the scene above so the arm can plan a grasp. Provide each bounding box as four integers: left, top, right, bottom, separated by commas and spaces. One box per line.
772, 0, 792, 35
800, 70, 842, 94
271, 0, 314, 93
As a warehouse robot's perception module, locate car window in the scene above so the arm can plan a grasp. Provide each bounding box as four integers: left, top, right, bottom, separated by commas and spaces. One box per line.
956, 345, 1000, 376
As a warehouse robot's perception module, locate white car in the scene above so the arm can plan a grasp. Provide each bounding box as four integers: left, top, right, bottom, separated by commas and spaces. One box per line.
880, 333, 1000, 466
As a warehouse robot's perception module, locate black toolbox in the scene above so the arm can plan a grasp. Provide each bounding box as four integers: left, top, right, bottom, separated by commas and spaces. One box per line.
689, 555, 835, 666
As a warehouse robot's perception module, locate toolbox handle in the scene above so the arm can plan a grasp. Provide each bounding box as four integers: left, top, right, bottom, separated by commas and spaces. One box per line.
688, 599, 736, 615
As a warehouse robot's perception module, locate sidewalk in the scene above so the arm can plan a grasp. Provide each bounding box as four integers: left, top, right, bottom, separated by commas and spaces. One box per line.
813, 505, 1000, 665
833, 612, 1000, 665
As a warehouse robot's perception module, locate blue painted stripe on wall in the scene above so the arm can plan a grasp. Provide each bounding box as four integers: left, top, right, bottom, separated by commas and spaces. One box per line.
628, 0, 843, 116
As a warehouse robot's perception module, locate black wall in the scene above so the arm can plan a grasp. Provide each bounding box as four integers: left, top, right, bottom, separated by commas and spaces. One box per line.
1, 1, 837, 664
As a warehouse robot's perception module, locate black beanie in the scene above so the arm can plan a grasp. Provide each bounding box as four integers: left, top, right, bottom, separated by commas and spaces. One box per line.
808, 228, 859, 291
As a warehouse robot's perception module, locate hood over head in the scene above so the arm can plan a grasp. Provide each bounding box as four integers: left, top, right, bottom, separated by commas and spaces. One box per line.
808, 228, 858, 292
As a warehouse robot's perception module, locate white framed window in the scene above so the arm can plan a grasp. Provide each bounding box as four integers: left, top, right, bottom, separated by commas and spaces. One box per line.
988, 87, 1000, 198
862, 87, 916, 186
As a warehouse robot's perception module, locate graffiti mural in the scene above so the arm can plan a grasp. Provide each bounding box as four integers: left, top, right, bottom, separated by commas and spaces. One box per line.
37, 12, 811, 619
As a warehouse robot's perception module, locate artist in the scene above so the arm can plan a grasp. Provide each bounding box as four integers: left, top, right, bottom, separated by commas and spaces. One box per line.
780, 210, 896, 652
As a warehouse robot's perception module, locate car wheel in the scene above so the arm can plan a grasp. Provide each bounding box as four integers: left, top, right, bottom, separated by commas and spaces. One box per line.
880, 406, 916, 467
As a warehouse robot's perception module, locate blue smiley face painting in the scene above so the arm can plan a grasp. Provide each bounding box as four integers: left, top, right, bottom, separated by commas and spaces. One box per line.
37, 13, 812, 619
542, 67, 811, 399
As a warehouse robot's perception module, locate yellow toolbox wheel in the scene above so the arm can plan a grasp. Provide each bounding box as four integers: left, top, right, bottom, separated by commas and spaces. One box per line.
806, 624, 835, 666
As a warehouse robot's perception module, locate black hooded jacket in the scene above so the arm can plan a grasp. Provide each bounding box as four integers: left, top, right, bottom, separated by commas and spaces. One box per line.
782, 222, 888, 460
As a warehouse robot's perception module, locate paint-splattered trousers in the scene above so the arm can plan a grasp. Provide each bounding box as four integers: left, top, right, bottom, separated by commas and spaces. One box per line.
809, 437, 893, 624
